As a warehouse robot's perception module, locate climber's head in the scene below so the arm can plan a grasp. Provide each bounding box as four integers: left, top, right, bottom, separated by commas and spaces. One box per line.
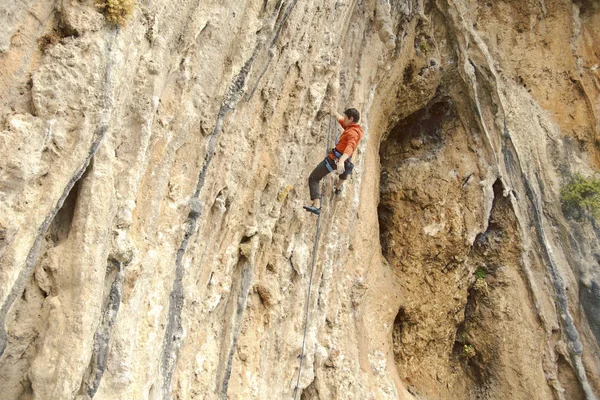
343, 108, 360, 124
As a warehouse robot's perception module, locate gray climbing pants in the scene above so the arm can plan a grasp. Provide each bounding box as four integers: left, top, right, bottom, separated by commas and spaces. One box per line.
308, 157, 353, 200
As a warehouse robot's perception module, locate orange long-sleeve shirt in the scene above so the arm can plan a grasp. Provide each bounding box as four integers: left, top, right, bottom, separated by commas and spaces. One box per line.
329, 118, 363, 159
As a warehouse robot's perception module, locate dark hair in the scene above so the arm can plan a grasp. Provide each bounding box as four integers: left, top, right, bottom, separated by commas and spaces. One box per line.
344, 108, 360, 123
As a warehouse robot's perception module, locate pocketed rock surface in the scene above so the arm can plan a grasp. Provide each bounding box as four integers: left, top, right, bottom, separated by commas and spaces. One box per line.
0, 1, 599, 399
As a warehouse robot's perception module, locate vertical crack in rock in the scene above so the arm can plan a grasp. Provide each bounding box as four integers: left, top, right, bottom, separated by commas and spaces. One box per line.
219, 260, 253, 399
0, 128, 107, 357
159, 3, 300, 396
246, 0, 299, 102
522, 175, 597, 400
502, 127, 597, 399
159, 46, 259, 400
0, 29, 119, 357
80, 260, 124, 398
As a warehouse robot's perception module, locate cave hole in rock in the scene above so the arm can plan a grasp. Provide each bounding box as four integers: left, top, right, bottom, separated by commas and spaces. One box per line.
380, 95, 504, 394
381, 96, 459, 376
378, 98, 455, 265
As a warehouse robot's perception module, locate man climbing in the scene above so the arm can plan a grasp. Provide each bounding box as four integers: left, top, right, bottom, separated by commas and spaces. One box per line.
303, 108, 363, 215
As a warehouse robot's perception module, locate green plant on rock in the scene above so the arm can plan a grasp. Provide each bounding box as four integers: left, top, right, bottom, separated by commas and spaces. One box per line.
474, 267, 486, 280
461, 344, 476, 359
96, 0, 136, 26
560, 173, 600, 219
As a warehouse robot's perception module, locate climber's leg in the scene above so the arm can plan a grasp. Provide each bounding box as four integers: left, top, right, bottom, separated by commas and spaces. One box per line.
305, 159, 332, 214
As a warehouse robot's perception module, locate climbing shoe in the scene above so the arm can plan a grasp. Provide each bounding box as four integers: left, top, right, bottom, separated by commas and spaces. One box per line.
303, 205, 321, 215
334, 186, 343, 195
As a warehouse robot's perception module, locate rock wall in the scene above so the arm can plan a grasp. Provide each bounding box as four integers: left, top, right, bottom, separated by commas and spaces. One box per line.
0, 0, 599, 399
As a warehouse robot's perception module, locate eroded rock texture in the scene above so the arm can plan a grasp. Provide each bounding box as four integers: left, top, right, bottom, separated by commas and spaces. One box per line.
0, 0, 599, 399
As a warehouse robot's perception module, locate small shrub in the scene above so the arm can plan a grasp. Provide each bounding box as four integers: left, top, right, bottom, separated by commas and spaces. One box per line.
474, 267, 486, 280
461, 344, 476, 359
560, 173, 600, 219
96, 0, 136, 26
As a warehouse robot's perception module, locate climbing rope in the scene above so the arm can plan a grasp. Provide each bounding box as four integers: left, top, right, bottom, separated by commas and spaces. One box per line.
292, 115, 332, 399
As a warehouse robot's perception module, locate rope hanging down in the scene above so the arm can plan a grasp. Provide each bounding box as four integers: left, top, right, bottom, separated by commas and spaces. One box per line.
292, 115, 332, 399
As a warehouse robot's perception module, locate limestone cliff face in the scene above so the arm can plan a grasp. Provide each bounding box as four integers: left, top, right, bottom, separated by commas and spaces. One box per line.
0, 0, 599, 399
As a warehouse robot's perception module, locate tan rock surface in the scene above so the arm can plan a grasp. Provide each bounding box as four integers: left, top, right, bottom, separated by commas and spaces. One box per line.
0, 0, 599, 399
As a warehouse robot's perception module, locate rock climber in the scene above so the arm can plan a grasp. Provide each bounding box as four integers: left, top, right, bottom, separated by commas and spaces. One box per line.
303, 108, 363, 216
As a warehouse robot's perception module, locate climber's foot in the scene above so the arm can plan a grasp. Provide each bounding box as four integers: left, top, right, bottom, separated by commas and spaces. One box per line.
334, 186, 343, 195
303, 205, 321, 215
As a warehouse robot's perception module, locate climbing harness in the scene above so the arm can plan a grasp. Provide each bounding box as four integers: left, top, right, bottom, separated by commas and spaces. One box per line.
324, 156, 337, 173
293, 115, 332, 399
325, 148, 346, 173
324, 147, 354, 175
332, 147, 344, 159
325, 156, 355, 175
